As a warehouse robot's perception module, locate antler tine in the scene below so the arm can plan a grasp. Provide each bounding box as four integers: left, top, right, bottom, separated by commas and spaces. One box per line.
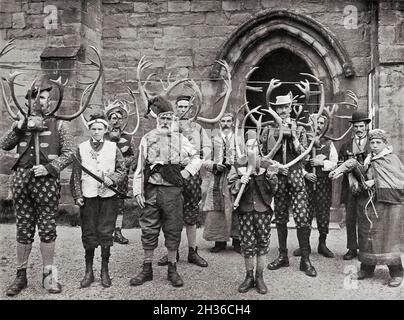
281, 73, 325, 169
0, 78, 18, 120
123, 86, 140, 135
79, 84, 93, 130
136, 56, 153, 110
162, 78, 190, 98
197, 60, 232, 124
55, 46, 103, 121
183, 78, 202, 122
261, 107, 284, 159
26, 77, 38, 117
46, 76, 69, 118
324, 124, 353, 141
0, 39, 15, 57
7, 72, 27, 118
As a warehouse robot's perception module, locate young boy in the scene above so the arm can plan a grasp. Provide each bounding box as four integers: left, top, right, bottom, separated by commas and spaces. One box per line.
70, 112, 126, 288
228, 133, 279, 294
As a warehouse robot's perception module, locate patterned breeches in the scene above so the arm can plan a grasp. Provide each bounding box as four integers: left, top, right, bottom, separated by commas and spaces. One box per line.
239, 211, 272, 258
273, 167, 309, 228
182, 173, 202, 226
306, 175, 332, 234
12, 168, 60, 244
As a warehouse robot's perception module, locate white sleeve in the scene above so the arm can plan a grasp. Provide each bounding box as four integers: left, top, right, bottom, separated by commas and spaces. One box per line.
181, 135, 202, 176
132, 137, 147, 196
322, 142, 338, 172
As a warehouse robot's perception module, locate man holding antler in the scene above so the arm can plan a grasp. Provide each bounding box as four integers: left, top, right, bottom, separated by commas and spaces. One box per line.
293, 114, 338, 258
157, 95, 210, 268
0, 84, 74, 296
130, 96, 202, 288
263, 86, 317, 277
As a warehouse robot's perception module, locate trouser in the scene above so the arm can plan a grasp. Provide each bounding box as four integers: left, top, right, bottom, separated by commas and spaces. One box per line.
345, 195, 359, 250
12, 168, 60, 244
272, 167, 309, 228
238, 211, 272, 258
182, 173, 202, 226
361, 260, 404, 277
139, 184, 184, 251
306, 175, 332, 234
80, 196, 118, 249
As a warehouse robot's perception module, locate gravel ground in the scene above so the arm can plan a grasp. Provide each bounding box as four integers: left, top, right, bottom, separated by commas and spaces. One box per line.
1, 223, 403, 300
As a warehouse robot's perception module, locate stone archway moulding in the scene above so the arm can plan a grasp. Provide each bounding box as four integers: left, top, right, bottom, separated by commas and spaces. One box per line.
210, 10, 355, 83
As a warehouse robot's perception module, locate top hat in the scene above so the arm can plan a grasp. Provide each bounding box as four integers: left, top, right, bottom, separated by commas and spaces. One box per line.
349, 111, 371, 124
270, 92, 293, 107
25, 86, 52, 100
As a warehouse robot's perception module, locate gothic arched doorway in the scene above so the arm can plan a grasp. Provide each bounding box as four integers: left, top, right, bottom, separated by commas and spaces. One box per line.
245, 48, 318, 128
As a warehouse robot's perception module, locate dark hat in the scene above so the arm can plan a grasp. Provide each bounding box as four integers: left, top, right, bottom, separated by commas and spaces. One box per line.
349, 111, 371, 124
176, 95, 191, 104
87, 111, 109, 128
146, 95, 173, 118
25, 86, 52, 100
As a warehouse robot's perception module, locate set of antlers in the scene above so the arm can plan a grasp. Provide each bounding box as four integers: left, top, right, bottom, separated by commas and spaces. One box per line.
136, 56, 232, 123
0, 44, 103, 122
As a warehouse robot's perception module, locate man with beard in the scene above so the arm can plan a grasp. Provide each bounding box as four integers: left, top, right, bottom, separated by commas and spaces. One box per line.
202, 113, 242, 253
157, 95, 209, 268
263, 92, 317, 277
338, 111, 371, 260
104, 101, 136, 245
129, 96, 202, 287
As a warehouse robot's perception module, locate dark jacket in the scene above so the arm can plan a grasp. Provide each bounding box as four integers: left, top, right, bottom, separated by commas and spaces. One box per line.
338, 136, 371, 204
229, 166, 278, 213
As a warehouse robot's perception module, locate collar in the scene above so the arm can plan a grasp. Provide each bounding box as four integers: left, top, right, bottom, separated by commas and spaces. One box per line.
364, 146, 393, 166
91, 138, 104, 143
221, 131, 233, 141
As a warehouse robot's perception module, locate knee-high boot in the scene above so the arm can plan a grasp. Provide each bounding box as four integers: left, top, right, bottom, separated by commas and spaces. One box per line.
80, 248, 95, 288
297, 228, 317, 277
267, 224, 289, 270
101, 246, 112, 287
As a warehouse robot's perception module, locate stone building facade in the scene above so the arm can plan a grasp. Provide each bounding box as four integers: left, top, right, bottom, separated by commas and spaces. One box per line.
1, 0, 403, 222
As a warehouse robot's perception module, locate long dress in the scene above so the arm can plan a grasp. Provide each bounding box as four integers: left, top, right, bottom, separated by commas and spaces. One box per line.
354, 147, 404, 266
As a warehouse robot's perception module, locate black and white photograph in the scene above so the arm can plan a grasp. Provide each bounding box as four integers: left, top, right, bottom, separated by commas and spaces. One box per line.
0, 0, 403, 308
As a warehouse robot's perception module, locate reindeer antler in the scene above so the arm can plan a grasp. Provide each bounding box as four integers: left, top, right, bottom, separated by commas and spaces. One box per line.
280, 73, 325, 169
45, 76, 69, 118
54, 46, 102, 121
323, 90, 358, 141
122, 87, 140, 136
194, 59, 232, 124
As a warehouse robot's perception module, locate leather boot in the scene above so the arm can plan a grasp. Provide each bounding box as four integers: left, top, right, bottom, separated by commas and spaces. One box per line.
188, 247, 208, 267
255, 270, 267, 294
238, 270, 254, 293
318, 234, 334, 258
157, 250, 179, 266
297, 228, 317, 277
267, 224, 289, 270
210, 241, 226, 253
167, 262, 184, 287
6, 269, 27, 297
113, 227, 129, 245
293, 229, 311, 256
80, 249, 95, 288
232, 238, 241, 254
130, 262, 153, 286
100, 246, 112, 288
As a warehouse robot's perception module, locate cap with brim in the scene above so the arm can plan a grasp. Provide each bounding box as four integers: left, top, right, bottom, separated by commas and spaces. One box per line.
270, 93, 293, 107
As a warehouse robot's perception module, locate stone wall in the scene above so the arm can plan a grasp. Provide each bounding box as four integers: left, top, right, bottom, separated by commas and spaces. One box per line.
376, 0, 404, 161
1, 0, 403, 224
